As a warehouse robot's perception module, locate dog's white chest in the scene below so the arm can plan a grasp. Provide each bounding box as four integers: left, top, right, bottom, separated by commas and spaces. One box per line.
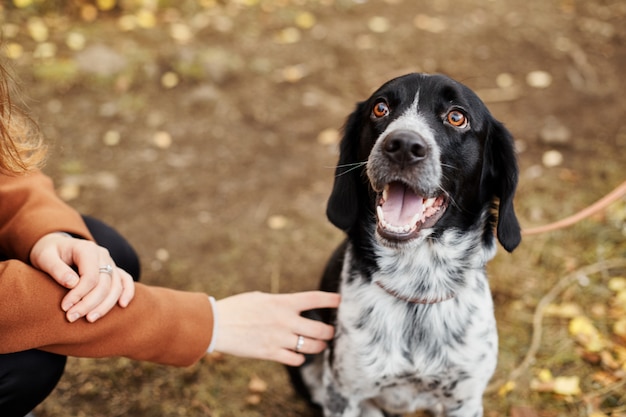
326, 258, 498, 414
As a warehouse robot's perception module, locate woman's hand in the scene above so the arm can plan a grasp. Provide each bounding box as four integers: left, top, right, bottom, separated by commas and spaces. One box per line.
29, 233, 135, 323
213, 291, 340, 366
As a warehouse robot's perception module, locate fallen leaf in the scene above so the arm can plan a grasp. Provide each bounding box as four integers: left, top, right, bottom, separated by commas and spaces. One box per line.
13, 0, 33, 8
497, 380, 515, 396
544, 302, 582, 318
537, 368, 553, 382
510, 406, 539, 417
553, 376, 581, 396
295, 12, 316, 29
608, 277, 626, 292
613, 318, 626, 341
248, 375, 268, 393
96, 0, 116, 11
27, 17, 49, 42
569, 316, 605, 352
245, 394, 262, 405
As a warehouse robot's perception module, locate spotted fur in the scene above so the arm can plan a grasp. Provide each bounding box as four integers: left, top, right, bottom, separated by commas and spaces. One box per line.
288, 73, 521, 417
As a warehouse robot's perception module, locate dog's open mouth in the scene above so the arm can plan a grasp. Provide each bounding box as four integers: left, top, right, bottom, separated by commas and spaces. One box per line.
376, 182, 447, 241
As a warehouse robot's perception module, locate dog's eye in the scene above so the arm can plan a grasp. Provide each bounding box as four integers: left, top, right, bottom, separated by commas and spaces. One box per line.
372, 101, 390, 119
446, 110, 468, 128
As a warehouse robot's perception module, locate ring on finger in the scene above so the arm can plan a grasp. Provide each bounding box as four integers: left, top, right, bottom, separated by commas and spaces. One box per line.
295, 335, 305, 352
99, 264, 114, 276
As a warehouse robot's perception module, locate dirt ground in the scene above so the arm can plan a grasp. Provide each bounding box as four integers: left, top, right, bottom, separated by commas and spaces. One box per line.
2, 0, 626, 416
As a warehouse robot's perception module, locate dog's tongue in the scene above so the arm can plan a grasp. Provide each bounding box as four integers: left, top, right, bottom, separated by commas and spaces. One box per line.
382, 182, 424, 226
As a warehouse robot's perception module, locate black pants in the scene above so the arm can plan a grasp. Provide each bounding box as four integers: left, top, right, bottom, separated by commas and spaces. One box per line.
0, 216, 140, 417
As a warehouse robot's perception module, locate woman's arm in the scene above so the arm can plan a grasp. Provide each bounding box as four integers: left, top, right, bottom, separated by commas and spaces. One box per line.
0, 259, 214, 367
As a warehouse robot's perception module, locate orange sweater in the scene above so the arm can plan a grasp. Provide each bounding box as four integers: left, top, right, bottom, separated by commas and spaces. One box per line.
0, 171, 213, 366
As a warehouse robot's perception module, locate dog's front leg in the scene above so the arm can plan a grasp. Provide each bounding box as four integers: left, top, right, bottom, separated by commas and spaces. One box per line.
443, 396, 484, 417
321, 367, 389, 417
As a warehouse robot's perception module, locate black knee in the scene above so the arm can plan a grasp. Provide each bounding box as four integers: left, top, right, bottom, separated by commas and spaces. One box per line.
81, 215, 141, 281
0, 350, 67, 417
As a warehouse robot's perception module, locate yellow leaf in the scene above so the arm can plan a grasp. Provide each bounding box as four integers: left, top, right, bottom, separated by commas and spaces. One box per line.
498, 380, 515, 396
608, 277, 626, 292
96, 0, 116, 11
13, 0, 33, 8
544, 302, 582, 318
553, 376, 581, 396
27, 17, 49, 42
615, 289, 626, 308
4, 43, 23, 60
537, 368, 553, 382
295, 12, 316, 30
136, 10, 157, 29
614, 318, 626, 340
569, 316, 605, 352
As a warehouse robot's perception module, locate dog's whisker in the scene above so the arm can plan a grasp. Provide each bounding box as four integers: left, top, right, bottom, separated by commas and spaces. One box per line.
333, 162, 367, 177
440, 162, 459, 171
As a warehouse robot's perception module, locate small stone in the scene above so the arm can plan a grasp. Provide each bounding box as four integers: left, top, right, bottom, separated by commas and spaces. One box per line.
542, 150, 563, 167
368, 16, 390, 33
161, 71, 180, 89
317, 128, 340, 145
153, 131, 172, 149
267, 215, 288, 230
539, 117, 571, 145
103, 130, 121, 146
414, 14, 447, 33
155, 248, 170, 262
526, 71, 552, 88
496, 73, 514, 88
280, 64, 307, 83
275, 27, 301, 44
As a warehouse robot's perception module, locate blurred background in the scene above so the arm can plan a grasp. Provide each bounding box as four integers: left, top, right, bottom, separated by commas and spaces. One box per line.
1, 0, 625, 416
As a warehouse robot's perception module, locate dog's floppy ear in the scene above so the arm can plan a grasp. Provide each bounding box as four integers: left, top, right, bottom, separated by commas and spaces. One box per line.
481, 119, 521, 252
326, 103, 366, 232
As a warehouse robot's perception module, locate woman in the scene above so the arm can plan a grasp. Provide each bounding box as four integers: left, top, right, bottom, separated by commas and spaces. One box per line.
0, 60, 339, 416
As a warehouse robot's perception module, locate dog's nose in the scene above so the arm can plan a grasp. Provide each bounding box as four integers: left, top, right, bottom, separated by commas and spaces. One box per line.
382, 130, 428, 166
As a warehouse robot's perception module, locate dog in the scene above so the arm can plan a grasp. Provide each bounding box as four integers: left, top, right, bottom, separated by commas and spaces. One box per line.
288, 73, 521, 417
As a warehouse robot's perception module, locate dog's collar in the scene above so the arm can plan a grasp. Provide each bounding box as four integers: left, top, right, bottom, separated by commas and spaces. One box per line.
375, 281, 455, 304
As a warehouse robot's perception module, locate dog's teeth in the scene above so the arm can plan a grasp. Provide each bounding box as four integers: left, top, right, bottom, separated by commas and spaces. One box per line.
377, 206, 385, 221
382, 185, 389, 203
410, 212, 423, 226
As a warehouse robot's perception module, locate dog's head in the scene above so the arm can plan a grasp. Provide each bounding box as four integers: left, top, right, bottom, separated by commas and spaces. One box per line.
327, 73, 521, 252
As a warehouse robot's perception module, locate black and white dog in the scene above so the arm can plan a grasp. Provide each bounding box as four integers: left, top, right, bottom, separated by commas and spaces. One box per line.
289, 73, 521, 417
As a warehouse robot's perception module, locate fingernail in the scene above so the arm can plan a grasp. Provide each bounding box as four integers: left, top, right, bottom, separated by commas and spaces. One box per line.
65, 274, 79, 288
68, 312, 80, 323
88, 313, 100, 323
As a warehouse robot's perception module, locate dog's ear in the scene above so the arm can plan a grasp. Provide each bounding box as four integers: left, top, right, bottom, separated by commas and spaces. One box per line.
326, 103, 366, 231
481, 119, 521, 252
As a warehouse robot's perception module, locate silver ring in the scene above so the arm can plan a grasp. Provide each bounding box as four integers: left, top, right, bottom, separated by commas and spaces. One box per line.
295, 335, 305, 352
99, 264, 114, 276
